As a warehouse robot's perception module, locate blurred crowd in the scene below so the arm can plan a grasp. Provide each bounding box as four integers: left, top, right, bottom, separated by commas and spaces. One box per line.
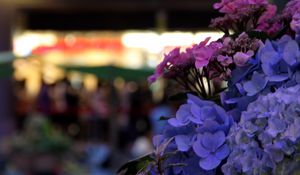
0, 77, 176, 175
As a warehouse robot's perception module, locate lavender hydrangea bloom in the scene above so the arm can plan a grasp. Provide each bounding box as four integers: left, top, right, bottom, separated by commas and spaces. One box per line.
222, 35, 300, 122
222, 85, 300, 175
193, 131, 230, 170
168, 94, 232, 133
167, 94, 233, 171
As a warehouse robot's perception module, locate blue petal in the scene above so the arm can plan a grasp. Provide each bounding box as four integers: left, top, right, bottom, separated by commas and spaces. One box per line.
176, 104, 191, 123
168, 118, 187, 127
193, 138, 210, 158
175, 135, 191, 151
283, 40, 299, 66
201, 131, 225, 152
260, 40, 280, 65
267, 74, 289, 82
276, 35, 293, 54
189, 105, 204, 124
215, 144, 230, 160
187, 94, 214, 106
199, 154, 221, 170
243, 72, 268, 96
197, 120, 222, 134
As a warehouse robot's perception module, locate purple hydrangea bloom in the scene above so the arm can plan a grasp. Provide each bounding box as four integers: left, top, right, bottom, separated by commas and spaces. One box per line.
222, 35, 300, 122
167, 94, 233, 171
168, 94, 232, 132
291, 12, 300, 34
282, 0, 300, 20
222, 85, 300, 175
193, 131, 230, 170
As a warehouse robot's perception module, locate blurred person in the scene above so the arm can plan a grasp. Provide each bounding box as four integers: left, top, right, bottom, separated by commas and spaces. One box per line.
64, 78, 81, 137
127, 83, 153, 143
36, 80, 52, 116
49, 80, 67, 131
88, 82, 111, 141
49, 78, 81, 138
14, 80, 32, 130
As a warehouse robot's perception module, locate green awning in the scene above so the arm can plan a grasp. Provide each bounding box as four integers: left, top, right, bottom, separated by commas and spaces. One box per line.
62, 65, 154, 81
0, 52, 14, 78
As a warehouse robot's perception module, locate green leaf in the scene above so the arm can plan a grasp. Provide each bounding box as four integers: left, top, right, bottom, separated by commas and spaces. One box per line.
117, 153, 155, 175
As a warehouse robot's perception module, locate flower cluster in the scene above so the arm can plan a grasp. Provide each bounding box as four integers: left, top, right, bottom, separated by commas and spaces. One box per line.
222, 35, 300, 121
282, 0, 300, 20
148, 38, 227, 98
160, 94, 233, 172
223, 85, 300, 175
120, 1, 300, 175
148, 47, 195, 84
211, 0, 277, 34
217, 32, 261, 67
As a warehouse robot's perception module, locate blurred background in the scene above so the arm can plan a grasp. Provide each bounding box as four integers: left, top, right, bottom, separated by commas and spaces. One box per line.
0, 0, 286, 174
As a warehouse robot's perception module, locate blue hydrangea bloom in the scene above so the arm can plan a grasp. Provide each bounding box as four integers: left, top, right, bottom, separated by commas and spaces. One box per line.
168, 94, 232, 134
222, 35, 300, 122
193, 131, 230, 170
222, 85, 300, 175
166, 94, 233, 171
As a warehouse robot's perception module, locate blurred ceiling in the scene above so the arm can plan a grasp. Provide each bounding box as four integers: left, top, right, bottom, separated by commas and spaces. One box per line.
5, 0, 215, 11
4, 0, 218, 31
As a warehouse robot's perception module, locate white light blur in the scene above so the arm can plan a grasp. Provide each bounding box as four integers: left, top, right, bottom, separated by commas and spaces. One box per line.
194, 31, 224, 44
121, 32, 162, 54
13, 32, 57, 57
121, 31, 224, 52
160, 32, 194, 47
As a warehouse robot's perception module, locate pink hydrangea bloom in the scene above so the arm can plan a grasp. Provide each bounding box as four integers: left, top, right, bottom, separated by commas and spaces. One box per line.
147, 47, 180, 83
282, 0, 300, 19
291, 12, 300, 33
217, 55, 233, 66
213, 0, 239, 14
233, 50, 254, 67
193, 38, 222, 69
213, 0, 268, 14
148, 46, 198, 83
257, 4, 277, 26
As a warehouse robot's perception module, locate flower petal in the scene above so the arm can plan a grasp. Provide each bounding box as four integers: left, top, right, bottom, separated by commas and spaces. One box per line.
176, 104, 191, 123
201, 131, 225, 152
193, 138, 210, 158
243, 72, 268, 96
175, 135, 191, 151
168, 118, 187, 127
199, 154, 221, 170
215, 144, 230, 160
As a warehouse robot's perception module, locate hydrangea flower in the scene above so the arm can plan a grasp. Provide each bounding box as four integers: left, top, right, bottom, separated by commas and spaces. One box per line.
222, 35, 300, 121
291, 12, 300, 42
212, 0, 277, 34
213, 0, 268, 14
233, 50, 254, 67
282, 0, 300, 20
222, 85, 300, 175
193, 131, 230, 170
167, 94, 233, 171
193, 39, 222, 68
148, 46, 195, 84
